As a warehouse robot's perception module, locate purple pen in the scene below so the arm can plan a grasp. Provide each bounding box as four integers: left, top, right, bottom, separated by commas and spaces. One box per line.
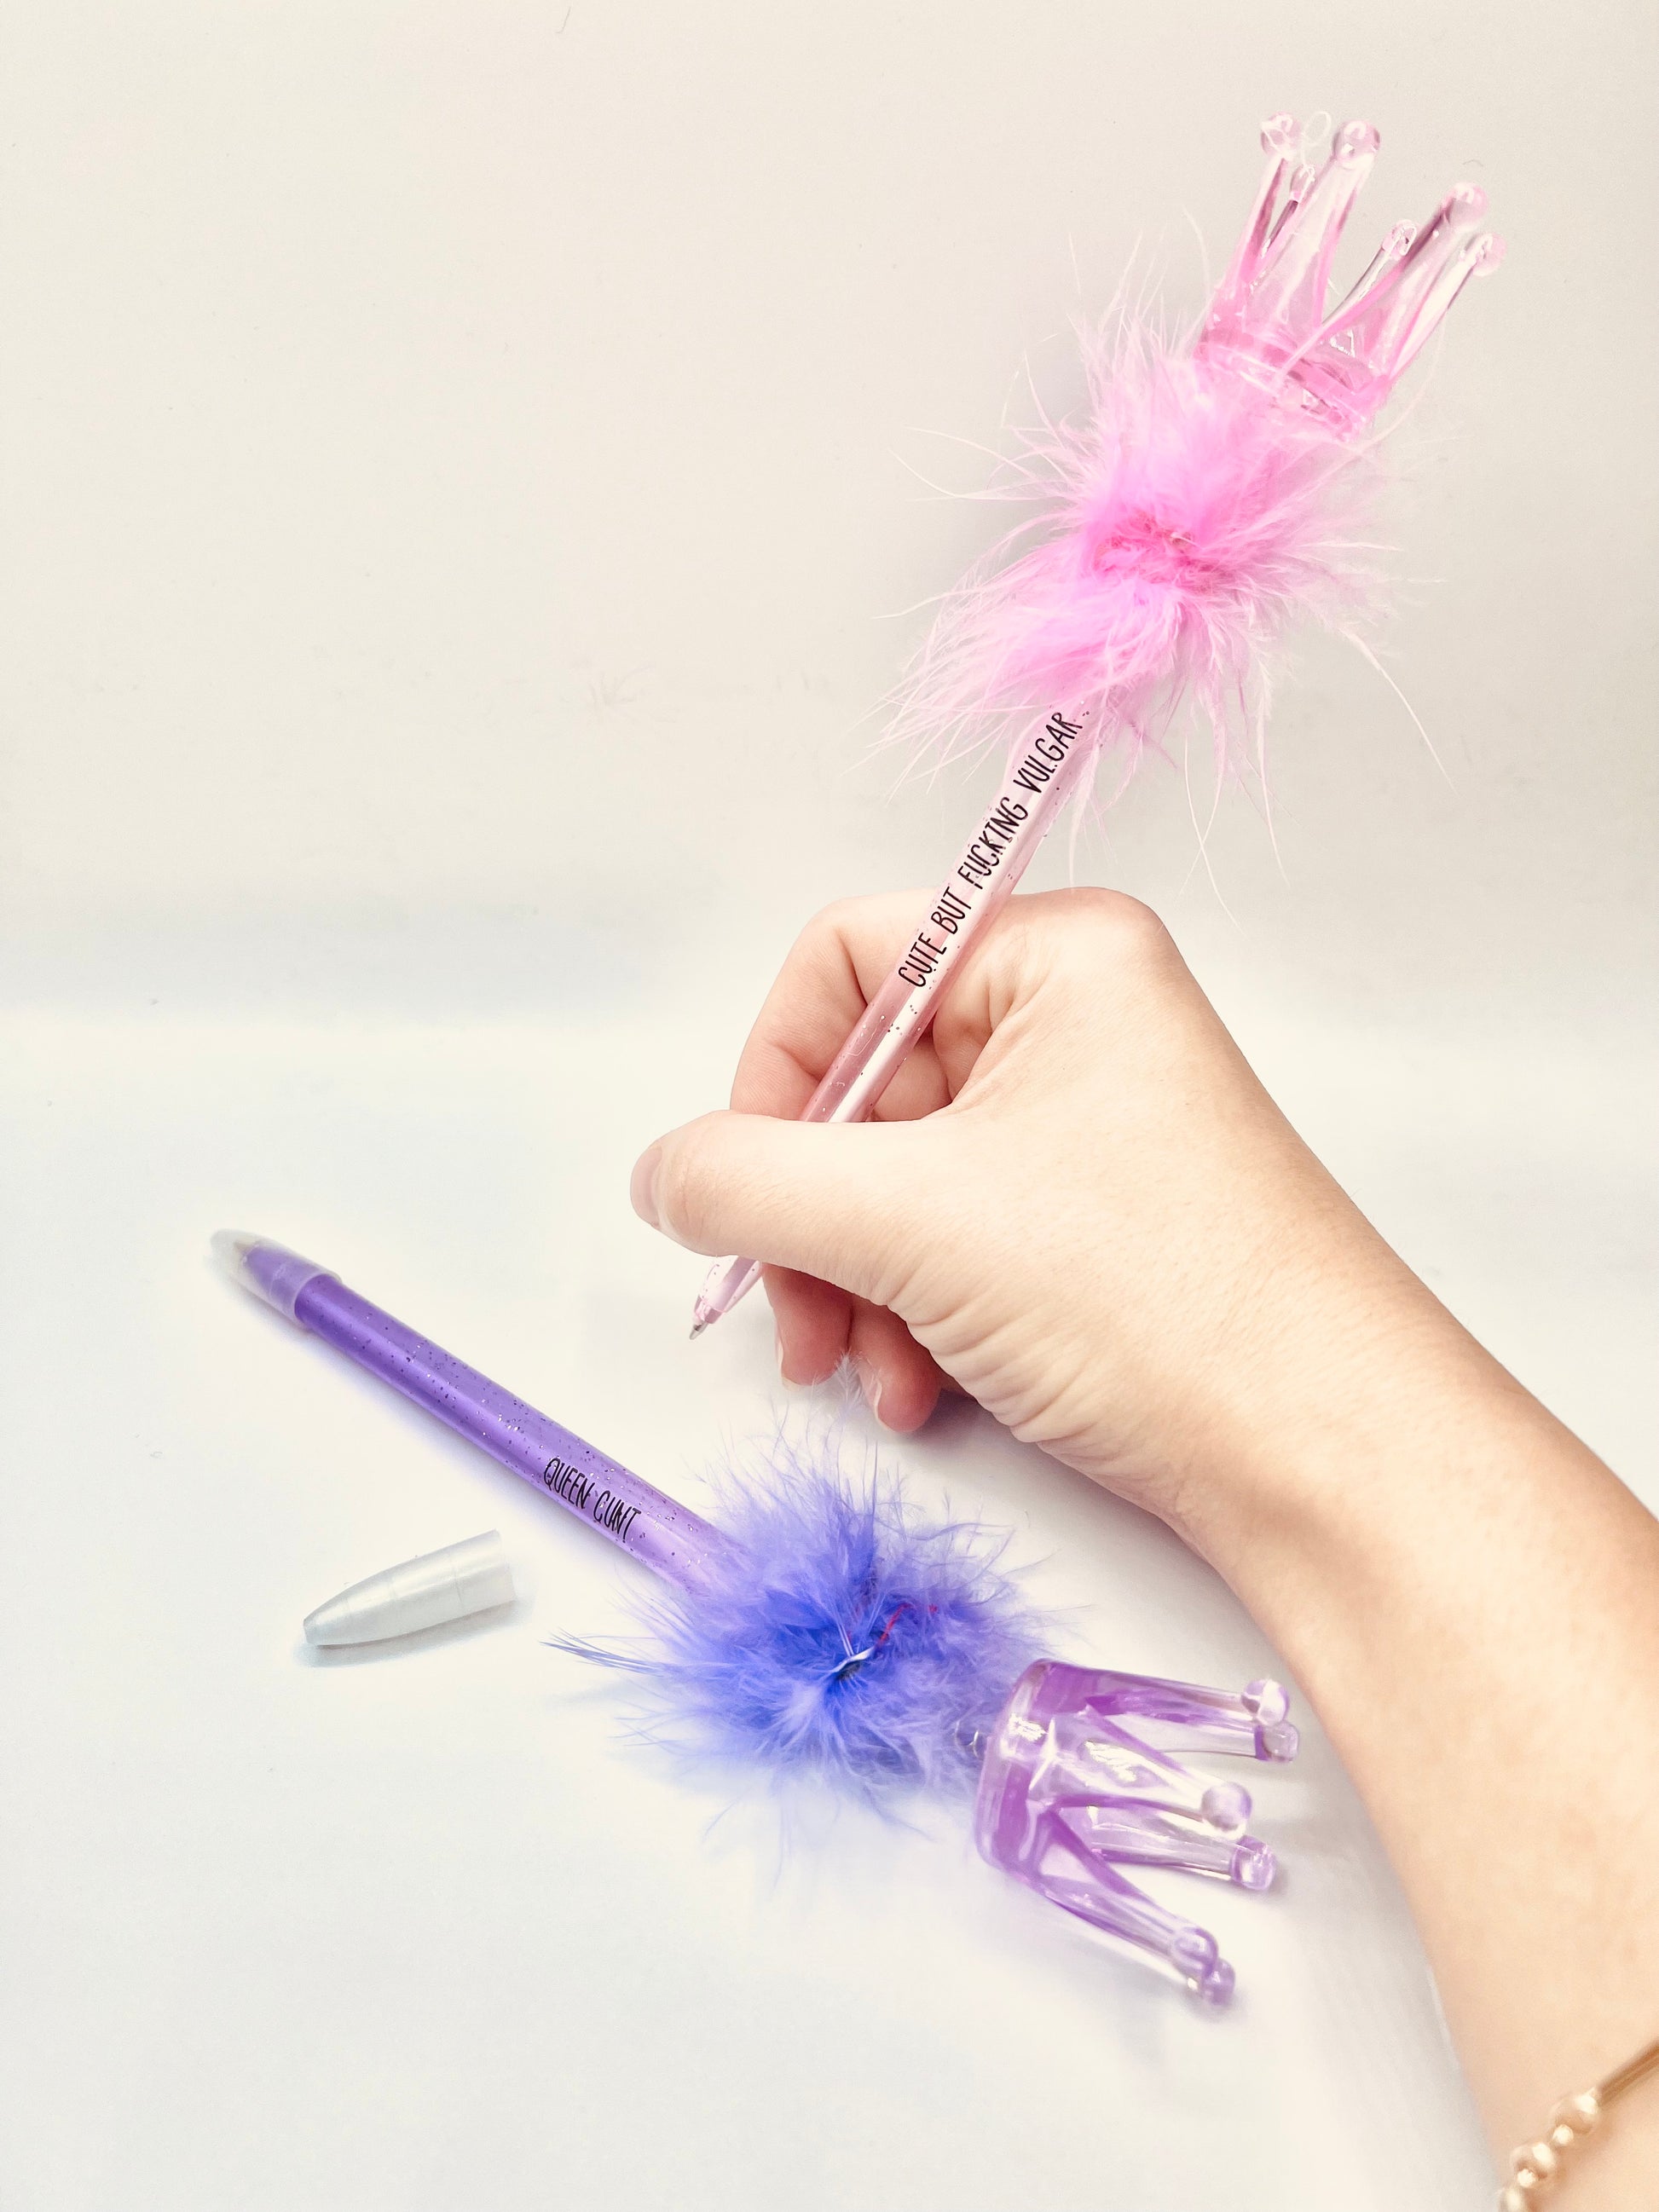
213, 1231, 731, 1592
219, 1230, 1297, 2003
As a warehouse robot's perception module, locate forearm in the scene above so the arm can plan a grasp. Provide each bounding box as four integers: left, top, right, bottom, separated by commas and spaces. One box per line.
1194, 1275, 1659, 2199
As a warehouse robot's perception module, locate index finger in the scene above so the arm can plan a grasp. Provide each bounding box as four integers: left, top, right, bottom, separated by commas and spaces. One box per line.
728, 891, 959, 1123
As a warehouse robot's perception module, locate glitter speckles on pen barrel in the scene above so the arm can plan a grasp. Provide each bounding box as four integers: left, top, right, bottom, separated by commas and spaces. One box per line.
286, 1270, 732, 1593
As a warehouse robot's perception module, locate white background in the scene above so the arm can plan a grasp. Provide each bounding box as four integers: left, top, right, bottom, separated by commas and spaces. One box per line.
2, 6, 1654, 2209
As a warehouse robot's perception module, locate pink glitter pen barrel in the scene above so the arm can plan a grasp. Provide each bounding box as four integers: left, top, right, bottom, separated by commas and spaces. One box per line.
214, 1232, 731, 1593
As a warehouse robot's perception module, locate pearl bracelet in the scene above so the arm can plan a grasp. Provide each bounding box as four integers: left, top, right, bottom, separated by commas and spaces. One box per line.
1497, 2035, 1659, 2209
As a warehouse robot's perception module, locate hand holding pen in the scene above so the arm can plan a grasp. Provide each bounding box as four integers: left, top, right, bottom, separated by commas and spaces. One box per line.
639, 884, 1379, 1488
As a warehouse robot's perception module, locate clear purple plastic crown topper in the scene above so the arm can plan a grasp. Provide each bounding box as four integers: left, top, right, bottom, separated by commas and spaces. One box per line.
972, 1663, 1299, 2007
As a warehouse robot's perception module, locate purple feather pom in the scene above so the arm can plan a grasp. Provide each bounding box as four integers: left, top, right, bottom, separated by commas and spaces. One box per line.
556, 1433, 1055, 1799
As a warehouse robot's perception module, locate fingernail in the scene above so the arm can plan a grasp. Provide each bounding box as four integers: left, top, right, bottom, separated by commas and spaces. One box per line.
629, 1142, 662, 1229
851, 1355, 884, 1423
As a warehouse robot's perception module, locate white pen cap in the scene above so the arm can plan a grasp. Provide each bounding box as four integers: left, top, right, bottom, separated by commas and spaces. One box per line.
303, 1530, 515, 1646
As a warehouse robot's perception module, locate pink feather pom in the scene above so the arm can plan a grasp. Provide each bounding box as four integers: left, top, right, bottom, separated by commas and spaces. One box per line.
887, 114, 1503, 789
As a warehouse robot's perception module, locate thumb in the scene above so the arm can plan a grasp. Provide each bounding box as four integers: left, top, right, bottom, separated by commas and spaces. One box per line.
630, 1110, 929, 1308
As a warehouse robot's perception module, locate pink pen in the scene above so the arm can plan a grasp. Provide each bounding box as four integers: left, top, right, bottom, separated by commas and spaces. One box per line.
691, 112, 1500, 1337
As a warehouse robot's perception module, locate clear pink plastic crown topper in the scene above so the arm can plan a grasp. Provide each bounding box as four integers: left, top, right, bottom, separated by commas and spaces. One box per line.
1199, 113, 1504, 432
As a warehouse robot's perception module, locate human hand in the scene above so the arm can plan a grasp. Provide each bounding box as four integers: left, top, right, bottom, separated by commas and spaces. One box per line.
628, 887, 1450, 1549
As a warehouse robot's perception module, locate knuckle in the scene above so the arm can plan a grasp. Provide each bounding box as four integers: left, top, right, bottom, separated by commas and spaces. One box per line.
792, 890, 935, 969
1049, 887, 1174, 971
795, 895, 872, 959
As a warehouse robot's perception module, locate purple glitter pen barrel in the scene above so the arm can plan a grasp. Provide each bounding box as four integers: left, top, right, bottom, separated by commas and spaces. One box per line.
214, 1233, 731, 1593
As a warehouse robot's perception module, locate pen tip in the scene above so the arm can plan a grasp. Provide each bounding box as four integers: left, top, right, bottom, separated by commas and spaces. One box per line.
689, 1320, 706, 1341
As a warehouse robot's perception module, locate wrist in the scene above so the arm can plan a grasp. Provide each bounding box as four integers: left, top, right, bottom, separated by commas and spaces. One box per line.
1171, 1266, 1659, 2187
1140, 1206, 1487, 1572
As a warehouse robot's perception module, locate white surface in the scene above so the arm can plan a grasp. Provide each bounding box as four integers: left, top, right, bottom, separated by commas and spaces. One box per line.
2, 7, 1655, 2210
